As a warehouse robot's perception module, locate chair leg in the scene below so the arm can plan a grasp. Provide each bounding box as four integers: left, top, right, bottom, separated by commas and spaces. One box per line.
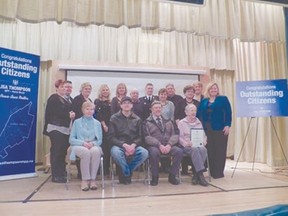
65, 161, 71, 190
110, 157, 115, 187
101, 156, 105, 189
143, 159, 150, 185
179, 167, 182, 184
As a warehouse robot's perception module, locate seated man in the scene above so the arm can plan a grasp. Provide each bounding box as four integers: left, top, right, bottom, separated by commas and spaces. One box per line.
143, 101, 183, 186
108, 96, 149, 185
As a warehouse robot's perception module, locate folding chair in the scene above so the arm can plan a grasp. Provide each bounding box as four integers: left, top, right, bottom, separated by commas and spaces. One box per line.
66, 147, 105, 190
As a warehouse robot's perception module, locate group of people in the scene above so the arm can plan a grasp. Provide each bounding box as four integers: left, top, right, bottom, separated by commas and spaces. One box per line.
43, 80, 232, 191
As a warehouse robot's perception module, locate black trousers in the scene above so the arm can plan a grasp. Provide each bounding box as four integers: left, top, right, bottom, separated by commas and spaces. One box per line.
206, 129, 228, 178
49, 131, 69, 178
101, 133, 111, 175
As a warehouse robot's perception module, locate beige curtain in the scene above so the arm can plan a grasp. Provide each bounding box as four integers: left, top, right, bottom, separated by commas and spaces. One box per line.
0, 0, 285, 41
233, 39, 288, 166
0, 19, 235, 69
35, 61, 53, 163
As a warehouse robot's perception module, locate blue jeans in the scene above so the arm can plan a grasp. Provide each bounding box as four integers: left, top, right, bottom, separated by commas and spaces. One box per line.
111, 146, 149, 177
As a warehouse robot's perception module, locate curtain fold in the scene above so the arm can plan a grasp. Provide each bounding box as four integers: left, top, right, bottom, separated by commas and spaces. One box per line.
0, 19, 236, 69
35, 61, 53, 163
0, 0, 285, 42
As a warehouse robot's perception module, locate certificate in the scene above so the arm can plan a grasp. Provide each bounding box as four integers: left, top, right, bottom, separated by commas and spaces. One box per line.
190, 128, 204, 147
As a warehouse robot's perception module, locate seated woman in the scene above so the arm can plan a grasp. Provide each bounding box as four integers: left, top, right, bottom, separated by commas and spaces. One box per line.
69, 101, 103, 191
177, 104, 209, 187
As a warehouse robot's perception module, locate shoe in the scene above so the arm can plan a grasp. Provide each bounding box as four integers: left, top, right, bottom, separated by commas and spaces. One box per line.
182, 170, 189, 176
81, 181, 90, 191
150, 175, 159, 186
52, 176, 66, 183
90, 180, 98, 190
119, 175, 131, 185
212, 174, 224, 179
168, 174, 180, 185
192, 174, 199, 185
198, 173, 209, 187
124, 176, 132, 185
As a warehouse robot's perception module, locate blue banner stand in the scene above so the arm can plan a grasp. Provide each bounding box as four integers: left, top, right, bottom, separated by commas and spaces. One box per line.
0, 47, 40, 180
232, 79, 288, 177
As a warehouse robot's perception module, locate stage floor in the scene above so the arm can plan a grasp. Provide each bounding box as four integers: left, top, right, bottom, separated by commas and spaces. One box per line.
1, 159, 288, 216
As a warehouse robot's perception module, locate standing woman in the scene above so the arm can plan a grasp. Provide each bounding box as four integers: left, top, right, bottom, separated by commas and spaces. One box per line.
192, 81, 204, 102
43, 79, 75, 183
94, 84, 111, 176
69, 101, 103, 191
158, 88, 175, 121
197, 82, 232, 179
72, 82, 93, 120
111, 83, 127, 115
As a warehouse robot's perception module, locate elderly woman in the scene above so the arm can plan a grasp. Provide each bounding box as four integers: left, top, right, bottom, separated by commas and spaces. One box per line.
71, 82, 93, 178
178, 104, 208, 186
69, 101, 103, 191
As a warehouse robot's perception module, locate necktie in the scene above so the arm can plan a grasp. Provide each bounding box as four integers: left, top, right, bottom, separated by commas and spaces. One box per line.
65, 96, 71, 103
156, 117, 163, 132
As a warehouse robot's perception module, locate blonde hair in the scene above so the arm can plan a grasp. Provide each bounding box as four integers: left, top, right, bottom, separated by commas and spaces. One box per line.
116, 83, 127, 97
80, 82, 92, 93
204, 82, 220, 98
81, 101, 95, 112
98, 84, 111, 101
192, 81, 203, 89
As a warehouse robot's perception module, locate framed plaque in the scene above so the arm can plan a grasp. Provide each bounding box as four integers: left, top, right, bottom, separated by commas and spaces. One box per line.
190, 128, 204, 147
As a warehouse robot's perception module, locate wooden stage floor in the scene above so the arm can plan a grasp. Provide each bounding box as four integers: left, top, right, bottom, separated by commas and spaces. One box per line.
1, 159, 288, 216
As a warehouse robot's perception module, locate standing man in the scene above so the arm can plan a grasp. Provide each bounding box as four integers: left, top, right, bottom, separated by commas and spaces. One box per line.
64, 80, 73, 103
143, 101, 183, 186
139, 83, 159, 120
130, 88, 145, 120
108, 96, 149, 184
166, 83, 183, 108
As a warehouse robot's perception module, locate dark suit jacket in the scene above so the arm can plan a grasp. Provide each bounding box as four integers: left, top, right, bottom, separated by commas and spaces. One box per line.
139, 95, 159, 120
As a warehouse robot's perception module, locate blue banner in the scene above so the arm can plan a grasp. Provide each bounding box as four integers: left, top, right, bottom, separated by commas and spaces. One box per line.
0, 47, 40, 180
236, 79, 288, 117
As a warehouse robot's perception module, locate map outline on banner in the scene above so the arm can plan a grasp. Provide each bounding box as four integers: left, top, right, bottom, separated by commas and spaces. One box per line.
0, 102, 34, 159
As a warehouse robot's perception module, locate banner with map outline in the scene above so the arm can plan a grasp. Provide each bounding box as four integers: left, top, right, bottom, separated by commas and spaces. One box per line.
0, 47, 40, 180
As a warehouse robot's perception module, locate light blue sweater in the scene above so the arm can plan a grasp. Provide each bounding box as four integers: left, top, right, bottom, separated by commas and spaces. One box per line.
69, 116, 102, 160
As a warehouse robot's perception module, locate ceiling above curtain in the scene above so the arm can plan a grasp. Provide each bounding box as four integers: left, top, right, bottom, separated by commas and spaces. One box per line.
0, 0, 285, 42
